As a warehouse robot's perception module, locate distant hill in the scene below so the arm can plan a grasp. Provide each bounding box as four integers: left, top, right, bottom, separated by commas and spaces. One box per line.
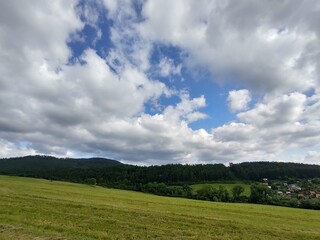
0, 155, 122, 174
0, 156, 319, 184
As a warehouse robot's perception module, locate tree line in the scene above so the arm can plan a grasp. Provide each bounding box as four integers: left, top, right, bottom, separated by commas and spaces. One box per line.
1, 156, 320, 184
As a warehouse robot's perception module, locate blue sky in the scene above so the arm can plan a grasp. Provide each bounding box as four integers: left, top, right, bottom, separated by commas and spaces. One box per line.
0, 0, 320, 165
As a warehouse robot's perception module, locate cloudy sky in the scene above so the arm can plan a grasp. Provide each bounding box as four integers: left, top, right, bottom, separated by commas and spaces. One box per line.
0, 0, 320, 165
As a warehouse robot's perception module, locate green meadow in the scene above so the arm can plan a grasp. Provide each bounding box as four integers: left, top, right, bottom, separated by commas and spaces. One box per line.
190, 182, 251, 196
0, 175, 319, 240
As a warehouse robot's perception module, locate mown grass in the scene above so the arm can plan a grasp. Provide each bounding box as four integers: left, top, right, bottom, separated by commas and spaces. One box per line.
0, 175, 319, 240
191, 182, 251, 196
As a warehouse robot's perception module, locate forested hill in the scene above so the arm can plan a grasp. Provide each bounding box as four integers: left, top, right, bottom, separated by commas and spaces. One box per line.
230, 162, 320, 180
0, 156, 319, 184
0, 155, 122, 174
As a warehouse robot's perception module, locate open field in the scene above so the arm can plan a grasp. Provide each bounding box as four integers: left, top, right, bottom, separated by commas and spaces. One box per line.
191, 182, 251, 196
0, 175, 319, 240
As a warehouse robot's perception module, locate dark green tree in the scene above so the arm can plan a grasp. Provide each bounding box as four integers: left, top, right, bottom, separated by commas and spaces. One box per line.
85, 178, 97, 185
217, 185, 230, 202
182, 184, 193, 197
249, 184, 274, 204
196, 185, 217, 201
232, 185, 244, 201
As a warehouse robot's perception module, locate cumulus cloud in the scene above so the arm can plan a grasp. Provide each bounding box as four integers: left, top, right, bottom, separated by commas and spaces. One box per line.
0, 1, 83, 69
303, 151, 320, 164
227, 89, 251, 112
238, 92, 307, 128
0, 0, 320, 165
158, 57, 182, 77
0, 139, 39, 158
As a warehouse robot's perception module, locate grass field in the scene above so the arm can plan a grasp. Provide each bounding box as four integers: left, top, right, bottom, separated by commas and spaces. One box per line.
191, 182, 251, 196
0, 175, 319, 240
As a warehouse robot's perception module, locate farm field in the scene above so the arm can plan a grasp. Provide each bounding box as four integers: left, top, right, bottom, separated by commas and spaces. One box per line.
191, 182, 251, 196
0, 175, 320, 240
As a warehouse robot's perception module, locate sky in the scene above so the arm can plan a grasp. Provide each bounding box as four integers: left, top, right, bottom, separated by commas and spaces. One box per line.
0, 0, 320, 165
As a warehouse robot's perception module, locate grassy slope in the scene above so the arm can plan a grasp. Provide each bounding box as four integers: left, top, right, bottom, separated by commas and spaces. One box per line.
0, 176, 319, 240
191, 182, 251, 196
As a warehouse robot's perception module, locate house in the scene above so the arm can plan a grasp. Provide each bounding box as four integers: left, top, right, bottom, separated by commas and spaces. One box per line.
316, 194, 320, 198
310, 191, 316, 195
288, 184, 301, 191
298, 193, 306, 198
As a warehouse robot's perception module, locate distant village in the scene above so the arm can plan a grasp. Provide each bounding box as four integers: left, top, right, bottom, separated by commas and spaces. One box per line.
261, 178, 320, 200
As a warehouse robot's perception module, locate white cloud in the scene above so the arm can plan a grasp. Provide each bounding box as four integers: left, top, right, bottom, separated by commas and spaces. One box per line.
0, 139, 39, 158
60, 49, 168, 119
139, 0, 211, 46
227, 89, 251, 112
0, 1, 83, 69
163, 93, 207, 124
158, 57, 181, 77
303, 151, 320, 164
103, 0, 152, 72
238, 92, 307, 128
214, 122, 255, 142
75, 1, 103, 43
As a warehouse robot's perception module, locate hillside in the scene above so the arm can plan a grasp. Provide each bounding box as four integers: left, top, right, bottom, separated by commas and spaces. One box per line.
0, 155, 122, 174
0, 175, 320, 240
1, 156, 320, 183
1, 156, 320, 210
